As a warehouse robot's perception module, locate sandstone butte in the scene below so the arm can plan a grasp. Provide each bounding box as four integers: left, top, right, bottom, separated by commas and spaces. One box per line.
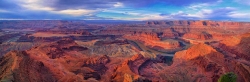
172, 42, 249, 82
0, 33, 249, 82
123, 32, 180, 49
218, 33, 250, 60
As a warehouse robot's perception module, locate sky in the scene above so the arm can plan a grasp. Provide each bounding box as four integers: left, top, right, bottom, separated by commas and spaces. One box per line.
0, 0, 250, 21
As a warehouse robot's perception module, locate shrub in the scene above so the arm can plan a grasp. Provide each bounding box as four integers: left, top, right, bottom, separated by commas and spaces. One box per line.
218, 72, 237, 82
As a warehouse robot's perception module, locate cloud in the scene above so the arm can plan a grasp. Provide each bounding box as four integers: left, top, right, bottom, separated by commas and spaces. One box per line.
114, 2, 124, 8
187, 0, 223, 10
0, 0, 249, 21
0, 11, 105, 20
55, 9, 96, 16
99, 10, 168, 20
98, 6, 238, 21
0, 0, 221, 16
207, 7, 236, 18
0, 0, 19, 9
19, 0, 56, 9
51, 0, 219, 10
18, 0, 54, 11
0, 0, 102, 19
53, 0, 117, 10
110, 14, 169, 21
157, 7, 237, 20
188, 3, 211, 10
17, 0, 98, 16
229, 12, 250, 18
235, 0, 250, 5
21, 4, 54, 11
159, 0, 218, 6
0, 9, 10, 13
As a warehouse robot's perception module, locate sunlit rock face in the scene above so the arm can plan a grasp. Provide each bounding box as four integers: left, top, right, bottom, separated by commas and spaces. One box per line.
173, 42, 249, 82
219, 33, 250, 60
2, 42, 249, 82
123, 32, 181, 49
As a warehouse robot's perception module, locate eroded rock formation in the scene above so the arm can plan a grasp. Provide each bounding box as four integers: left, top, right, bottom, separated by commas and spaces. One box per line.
0, 20, 250, 82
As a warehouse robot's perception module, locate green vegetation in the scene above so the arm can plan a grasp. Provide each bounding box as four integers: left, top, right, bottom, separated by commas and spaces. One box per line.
218, 72, 237, 82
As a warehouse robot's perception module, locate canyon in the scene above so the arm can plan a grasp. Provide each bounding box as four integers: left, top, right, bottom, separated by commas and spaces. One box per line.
0, 20, 249, 82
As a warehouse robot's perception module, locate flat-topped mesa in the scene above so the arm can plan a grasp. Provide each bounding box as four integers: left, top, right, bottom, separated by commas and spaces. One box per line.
146, 20, 190, 26
146, 20, 250, 28
160, 29, 180, 38
37, 29, 92, 35
124, 32, 160, 41
182, 32, 213, 40
19, 29, 92, 42
124, 32, 180, 49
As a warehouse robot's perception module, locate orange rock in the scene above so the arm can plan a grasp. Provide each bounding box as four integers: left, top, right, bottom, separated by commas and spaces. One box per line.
182, 32, 213, 40
124, 32, 180, 49
174, 43, 223, 60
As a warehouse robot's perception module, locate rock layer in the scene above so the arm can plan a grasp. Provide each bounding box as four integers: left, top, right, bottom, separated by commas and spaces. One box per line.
0, 20, 250, 82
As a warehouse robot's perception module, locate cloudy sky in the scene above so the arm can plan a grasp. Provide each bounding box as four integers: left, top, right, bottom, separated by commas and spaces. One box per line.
0, 0, 250, 21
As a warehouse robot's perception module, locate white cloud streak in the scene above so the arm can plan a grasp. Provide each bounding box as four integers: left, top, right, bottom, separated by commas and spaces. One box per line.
235, 0, 250, 5
18, 0, 97, 16
0, 9, 10, 13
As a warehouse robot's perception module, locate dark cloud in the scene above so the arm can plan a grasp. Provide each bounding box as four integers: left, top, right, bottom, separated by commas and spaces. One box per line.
53, 0, 116, 10
0, 11, 104, 20
0, 0, 21, 10
0, 11, 63, 19
159, 13, 169, 16
160, 0, 218, 6
208, 8, 235, 18
53, 0, 219, 10
0, 0, 238, 21
0, 0, 221, 10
